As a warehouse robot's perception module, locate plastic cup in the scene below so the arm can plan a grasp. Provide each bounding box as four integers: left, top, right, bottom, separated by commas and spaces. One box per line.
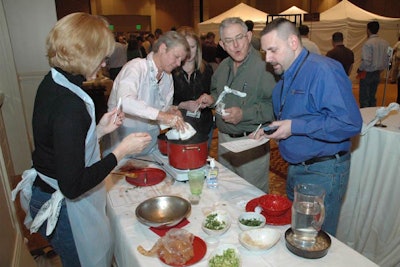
188, 170, 205, 204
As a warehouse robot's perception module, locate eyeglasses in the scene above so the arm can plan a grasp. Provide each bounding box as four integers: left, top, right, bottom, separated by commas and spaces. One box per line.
223, 33, 247, 46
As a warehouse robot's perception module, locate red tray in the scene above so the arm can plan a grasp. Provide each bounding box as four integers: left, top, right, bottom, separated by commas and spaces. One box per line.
125, 168, 166, 186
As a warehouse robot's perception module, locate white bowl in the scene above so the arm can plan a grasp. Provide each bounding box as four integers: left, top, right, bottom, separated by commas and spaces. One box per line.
239, 228, 281, 251
202, 210, 231, 236
208, 244, 241, 267
238, 211, 266, 231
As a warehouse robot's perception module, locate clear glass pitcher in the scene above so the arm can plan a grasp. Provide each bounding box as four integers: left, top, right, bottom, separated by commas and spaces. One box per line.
291, 183, 325, 247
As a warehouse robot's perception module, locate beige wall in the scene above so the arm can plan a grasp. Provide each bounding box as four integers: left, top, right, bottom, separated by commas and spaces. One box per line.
89, 0, 195, 34
155, 0, 194, 32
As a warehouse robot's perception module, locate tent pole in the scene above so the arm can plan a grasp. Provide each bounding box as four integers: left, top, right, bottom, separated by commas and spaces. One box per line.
382, 67, 390, 106
382, 47, 394, 106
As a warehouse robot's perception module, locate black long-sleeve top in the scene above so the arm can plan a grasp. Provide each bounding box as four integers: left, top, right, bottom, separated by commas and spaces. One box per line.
172, 63, 214, 136
32, 68, 117, 199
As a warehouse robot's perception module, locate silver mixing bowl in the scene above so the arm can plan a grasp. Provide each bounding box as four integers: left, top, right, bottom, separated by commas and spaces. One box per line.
135, 195, 191, 229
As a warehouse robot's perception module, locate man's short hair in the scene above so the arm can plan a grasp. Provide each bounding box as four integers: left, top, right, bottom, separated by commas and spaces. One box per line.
245, 20, 254, 31
332, 32, 344, 43
298, 25, 309, 36
367, 21, 380, 34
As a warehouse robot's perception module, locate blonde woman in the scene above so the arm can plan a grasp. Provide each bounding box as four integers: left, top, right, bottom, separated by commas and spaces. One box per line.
172, 26, 214, 145
12, 13, 151, 267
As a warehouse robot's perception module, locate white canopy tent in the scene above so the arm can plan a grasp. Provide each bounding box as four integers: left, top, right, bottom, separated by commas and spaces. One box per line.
198, 3, 268, 40
303, 0, 400, 81
279, 5, 308, 21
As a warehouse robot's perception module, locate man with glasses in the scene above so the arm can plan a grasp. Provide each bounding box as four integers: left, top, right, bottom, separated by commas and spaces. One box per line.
199, 17, 276, 192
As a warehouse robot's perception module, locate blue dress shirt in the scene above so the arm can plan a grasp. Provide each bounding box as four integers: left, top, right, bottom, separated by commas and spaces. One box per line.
273, 49, 362, 164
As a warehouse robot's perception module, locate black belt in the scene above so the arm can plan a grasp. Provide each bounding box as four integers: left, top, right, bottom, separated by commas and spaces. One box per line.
228, 131, 253, 138
297, 151, 348, 165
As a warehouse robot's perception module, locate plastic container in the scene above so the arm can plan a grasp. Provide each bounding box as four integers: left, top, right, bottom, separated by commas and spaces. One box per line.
206, 158, 219, 189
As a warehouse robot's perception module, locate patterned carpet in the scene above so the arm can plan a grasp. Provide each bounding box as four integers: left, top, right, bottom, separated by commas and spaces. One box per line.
269, 141, 288, 196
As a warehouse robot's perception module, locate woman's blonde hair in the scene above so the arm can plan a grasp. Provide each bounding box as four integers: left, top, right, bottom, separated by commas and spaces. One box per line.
46, 12, 115, 78
176, 26, 206, 73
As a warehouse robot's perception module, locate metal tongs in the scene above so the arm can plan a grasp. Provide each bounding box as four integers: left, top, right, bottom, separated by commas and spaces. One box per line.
129, 157, 164, 166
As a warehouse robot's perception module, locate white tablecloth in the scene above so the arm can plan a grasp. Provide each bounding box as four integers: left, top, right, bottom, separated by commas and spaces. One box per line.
337, 107, 400, 267
106, 160, 378, 267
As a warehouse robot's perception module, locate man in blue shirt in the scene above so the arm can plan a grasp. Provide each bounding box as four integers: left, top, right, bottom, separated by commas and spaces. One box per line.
258, 18, 362, 236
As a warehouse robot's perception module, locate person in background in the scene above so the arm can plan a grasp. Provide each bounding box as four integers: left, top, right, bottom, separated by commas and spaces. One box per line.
104, 31, 189, 156
127, 36, 147, 60
298, 24, 321, 55
11, 13, 151, 267
200, 33, 206, 44
245, 20, 261, 51
142, 33, 155, 54
258, 18, 362, 236
390, 36, 400, 84
136, 35, 148, 58
107, 34, 128, 80
154, 28, 163, 41
202, 32, 218, 67
172, 26, 214, 148
198, 17, 276, 193
326, 32, 355, 76
358, 21, 390, 107
215, 41, 229, 63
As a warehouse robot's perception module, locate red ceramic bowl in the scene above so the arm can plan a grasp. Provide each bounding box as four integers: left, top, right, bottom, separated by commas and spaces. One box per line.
257, 194, 292, 217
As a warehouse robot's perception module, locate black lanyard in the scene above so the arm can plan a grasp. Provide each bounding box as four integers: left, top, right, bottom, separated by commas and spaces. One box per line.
278, 51, 309, 120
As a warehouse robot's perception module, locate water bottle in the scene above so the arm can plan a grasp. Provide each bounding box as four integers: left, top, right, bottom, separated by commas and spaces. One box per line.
206, 158, 219, 189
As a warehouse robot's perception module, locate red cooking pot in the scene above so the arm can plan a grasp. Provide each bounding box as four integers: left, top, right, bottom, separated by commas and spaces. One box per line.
167, 134, 208, 170
157, 133, 168, 155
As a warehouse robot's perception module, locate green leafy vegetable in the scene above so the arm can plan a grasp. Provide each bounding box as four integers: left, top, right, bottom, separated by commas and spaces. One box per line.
209, 248, 240, 267
205, 213, 226, 230
239, 218, 262, 226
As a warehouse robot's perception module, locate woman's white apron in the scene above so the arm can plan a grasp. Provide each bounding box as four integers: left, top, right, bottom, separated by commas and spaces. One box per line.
12, 68, 113, 267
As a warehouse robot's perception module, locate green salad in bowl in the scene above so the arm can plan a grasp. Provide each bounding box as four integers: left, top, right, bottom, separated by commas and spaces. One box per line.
202, 210, 231, 236
238, 211, 266, 231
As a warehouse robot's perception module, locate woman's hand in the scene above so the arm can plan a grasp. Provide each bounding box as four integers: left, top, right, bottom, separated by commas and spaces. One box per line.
96, 107, 124, 140
178, 100, 200, 112
112, 132, 152, 162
